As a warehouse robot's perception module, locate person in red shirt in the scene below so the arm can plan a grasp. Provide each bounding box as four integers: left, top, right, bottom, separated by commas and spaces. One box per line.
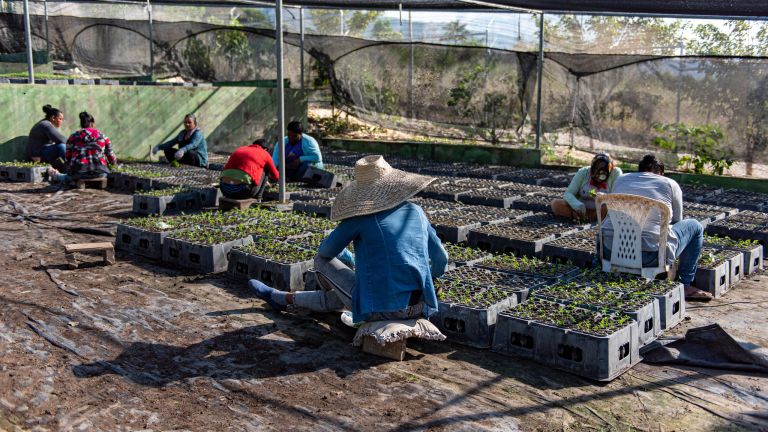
219, 139, 279, 200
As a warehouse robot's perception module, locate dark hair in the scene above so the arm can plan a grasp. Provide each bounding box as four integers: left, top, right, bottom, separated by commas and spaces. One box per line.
42, 104, 62, 121
286, 121, 302, 134
79, 111, 95, 128
184, 113, 197, 125
639, 154, 665, 174
251, 138, 267, 148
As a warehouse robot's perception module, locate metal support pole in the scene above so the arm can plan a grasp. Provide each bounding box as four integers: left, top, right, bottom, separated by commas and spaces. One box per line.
339, 10, 343, 35
534, 12, 544, 149
276, 0, 286, 203
408, 11, 414, 119
675, 41, 683, 125
44, 0, 49, 56
147, 0, 154, 80
299, 7, 305, 91
23, 0, 34, 83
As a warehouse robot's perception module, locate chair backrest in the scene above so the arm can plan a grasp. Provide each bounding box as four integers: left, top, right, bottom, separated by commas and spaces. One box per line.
597, 193, 670, 277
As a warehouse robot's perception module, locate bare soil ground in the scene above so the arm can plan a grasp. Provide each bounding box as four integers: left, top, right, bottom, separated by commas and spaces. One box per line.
0, 182, 767, 431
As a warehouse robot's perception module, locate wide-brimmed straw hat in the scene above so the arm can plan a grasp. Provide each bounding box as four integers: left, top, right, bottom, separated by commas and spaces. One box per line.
330, 155, 436, 221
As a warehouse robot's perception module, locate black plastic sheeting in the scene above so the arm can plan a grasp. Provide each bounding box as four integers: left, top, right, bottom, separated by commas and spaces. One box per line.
44, 0, 768, 18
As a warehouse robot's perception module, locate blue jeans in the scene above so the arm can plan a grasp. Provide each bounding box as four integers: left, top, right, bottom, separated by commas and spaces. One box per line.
40, 143, 66, 166
601, 219, 703, 285
672, 219, 703, 285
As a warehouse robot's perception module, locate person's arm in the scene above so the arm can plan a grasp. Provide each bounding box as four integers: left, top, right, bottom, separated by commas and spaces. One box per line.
157, 133, 179, 151
263, 153, 280, 182
671, 180, 683, 223
44, 122, 66, 144
103, 134, 117, 165
179, 130, 204, 153
271, 142, 280, 168
299, 136, 321, 164
318, 219, 359, 259
428, 224, 449, 278
606, 167, 623, 191
563, 167, 588, 214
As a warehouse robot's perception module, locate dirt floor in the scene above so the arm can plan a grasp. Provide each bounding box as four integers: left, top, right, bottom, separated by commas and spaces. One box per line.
0, 181, 767, 432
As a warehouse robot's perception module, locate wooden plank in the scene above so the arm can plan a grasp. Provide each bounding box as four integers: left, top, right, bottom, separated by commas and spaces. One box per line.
219, 197, 256, 211
362, 336, 406, 361
64, 242, 114, 253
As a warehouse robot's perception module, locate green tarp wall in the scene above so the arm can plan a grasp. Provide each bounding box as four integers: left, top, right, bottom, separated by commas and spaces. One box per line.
0, 84, 306, 161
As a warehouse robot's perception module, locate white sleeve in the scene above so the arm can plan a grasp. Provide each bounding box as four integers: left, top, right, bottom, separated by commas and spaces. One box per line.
670, 180, 683, 223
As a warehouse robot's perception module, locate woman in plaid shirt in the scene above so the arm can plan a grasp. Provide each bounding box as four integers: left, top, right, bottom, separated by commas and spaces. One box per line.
48, 111, 117, 183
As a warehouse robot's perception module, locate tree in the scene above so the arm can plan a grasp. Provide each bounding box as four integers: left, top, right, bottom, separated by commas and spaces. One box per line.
371, 19, 402, 40
309, 10, 380, 36
182, 35, 215, 82
214, 18, 254, 79
441, 20, 482, 46
683, 20, 768, 175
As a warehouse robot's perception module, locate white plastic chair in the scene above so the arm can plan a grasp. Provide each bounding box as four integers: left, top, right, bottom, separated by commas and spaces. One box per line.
596, 193, 670, 280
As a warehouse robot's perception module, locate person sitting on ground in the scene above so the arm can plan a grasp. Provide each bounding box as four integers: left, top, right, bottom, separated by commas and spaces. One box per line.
551, 153, 622, 221
47, 111, 116, 184
271, 121, 323, 182
601, 154, 711, 301
219, 139, 279, 201
151, 114, 208, 167
251, 155, 449, 326
27, 104, 67, 171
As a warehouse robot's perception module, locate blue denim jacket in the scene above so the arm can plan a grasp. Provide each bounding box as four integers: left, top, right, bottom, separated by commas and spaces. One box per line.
318, 202, 448, 323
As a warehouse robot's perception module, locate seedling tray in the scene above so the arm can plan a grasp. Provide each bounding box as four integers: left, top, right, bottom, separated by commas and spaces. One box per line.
590, 278, 685, 331
700, 190, 768, 212
693, 248, 732, 298
292, 190, 339, 202
511, 194, 562, 213
479, 254, 581, 280
193, 186, 222, 207
408, 197, 464, 214
492, 299, 639, 381
451, 177, 512, 189
116, 223, 179, 259
132, 190, 203, 215
301, 167, 345, 189
541, 228, 599, 267
418, 184, 481, 202
432, 287, 518, 348
457, 188, 526, 209
533, 284, 660, 347
704, 236, 763, 275
293, 200, 333, 218
6, 166, 47, 182
162, 231, 253, 274
227, 247, 252, 281
0, 165, 12, 180
442, 242, 493, 267
467, 214, 587, 256
428, 214, 483, 243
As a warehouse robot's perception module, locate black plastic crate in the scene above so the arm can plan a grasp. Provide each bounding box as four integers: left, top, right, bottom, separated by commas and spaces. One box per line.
301, 166, 346, 189
541, 228, 598, 267
704, 235, 763, 275
293, 199, 333, 218
492, 299, 639, 381
116, 223, 180, 260
457, 188, 527, 209
418, 184, 481, 202
132, 190, 203, 215
467, 214, 588, 256
162, 227, 254, 273
532, 282, 660, 347
693, 248, 737, 297
511, 193, 561, 213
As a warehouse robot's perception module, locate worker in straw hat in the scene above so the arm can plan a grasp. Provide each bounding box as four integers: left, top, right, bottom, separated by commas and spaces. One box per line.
251, 155, 449, 324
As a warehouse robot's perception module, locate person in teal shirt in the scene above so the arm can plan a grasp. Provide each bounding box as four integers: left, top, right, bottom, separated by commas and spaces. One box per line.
152, 114, 208, 167
551, 153, 622, 221
251, 155, 448, 324
271, 121, 322, 181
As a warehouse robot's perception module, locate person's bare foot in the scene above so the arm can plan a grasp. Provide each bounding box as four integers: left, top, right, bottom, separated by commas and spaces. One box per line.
684, 284, 713, 302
